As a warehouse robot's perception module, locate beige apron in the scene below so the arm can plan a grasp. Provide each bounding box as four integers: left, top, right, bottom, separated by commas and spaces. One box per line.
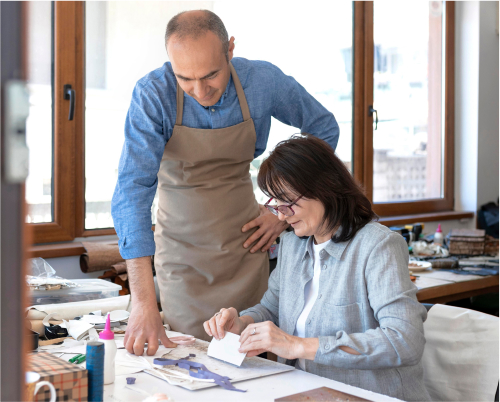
154, 63, 269, 341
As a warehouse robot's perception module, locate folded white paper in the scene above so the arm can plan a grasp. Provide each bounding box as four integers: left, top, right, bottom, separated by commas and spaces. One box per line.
64, 320, 94, 341
80, 310, 129, 324
81, 315, 106, 324
207, 332, 247, 366
115, 346, 173, 376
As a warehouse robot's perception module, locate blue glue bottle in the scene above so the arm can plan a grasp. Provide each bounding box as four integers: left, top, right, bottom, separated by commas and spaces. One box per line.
99, 313, 117, 385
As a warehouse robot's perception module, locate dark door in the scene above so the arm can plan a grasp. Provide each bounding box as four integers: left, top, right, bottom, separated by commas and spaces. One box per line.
1, 2, 29, 400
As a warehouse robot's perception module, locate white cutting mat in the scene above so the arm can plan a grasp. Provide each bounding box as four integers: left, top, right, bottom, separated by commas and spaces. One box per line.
146, 338, 294, 391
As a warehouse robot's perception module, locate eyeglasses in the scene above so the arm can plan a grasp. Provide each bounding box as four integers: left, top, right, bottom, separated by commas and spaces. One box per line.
264, 196, 302, 217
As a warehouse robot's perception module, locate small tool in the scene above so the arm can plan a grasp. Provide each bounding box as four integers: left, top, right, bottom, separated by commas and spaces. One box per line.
69, 354, 86, 364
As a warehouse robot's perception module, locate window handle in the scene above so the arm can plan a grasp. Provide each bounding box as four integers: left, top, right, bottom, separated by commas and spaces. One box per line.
64, 84, 75, 121
368, 105, 378, 130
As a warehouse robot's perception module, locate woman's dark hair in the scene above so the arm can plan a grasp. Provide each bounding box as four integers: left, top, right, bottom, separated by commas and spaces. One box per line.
257, 134, 377, 243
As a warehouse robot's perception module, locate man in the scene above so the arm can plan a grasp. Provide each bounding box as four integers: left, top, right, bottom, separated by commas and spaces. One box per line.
111, 10, 339, 356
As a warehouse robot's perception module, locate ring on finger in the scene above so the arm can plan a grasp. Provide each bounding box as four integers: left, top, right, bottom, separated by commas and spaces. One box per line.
214, 312, 221, 317
251, 328, 257, 336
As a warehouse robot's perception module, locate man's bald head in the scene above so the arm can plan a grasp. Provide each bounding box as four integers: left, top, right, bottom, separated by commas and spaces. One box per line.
165, 10, 229, 61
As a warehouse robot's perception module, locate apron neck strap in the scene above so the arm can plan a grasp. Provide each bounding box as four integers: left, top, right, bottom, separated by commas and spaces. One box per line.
175, 62, 251, 126
229, 62, 251, 121
175, 80, 184, 126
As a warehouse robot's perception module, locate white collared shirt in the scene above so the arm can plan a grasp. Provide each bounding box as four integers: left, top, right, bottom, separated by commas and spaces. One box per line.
294, 239, 331, 369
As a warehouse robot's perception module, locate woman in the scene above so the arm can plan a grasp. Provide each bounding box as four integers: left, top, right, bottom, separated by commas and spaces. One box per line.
203, 135, 430, 401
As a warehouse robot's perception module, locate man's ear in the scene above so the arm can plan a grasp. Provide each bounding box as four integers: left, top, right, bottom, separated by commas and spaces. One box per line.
227, 36, 235, 61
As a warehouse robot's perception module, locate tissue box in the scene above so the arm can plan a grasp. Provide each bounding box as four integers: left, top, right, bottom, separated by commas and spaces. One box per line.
29, 352, 88, 401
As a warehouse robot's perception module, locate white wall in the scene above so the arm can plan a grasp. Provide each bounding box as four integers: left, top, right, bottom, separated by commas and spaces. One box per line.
477, 1, 500, 208
45, 256, 104, 279
455, 1, 499, 215
455, 1, 480, 214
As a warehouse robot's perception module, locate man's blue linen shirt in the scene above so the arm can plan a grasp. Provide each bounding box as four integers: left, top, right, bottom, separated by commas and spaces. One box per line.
111, 57, 340, 260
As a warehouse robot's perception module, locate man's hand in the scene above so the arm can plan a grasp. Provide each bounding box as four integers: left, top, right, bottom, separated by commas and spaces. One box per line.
124, 305, 176, 356
242, 204, 288, 253
124, 256, 176, 356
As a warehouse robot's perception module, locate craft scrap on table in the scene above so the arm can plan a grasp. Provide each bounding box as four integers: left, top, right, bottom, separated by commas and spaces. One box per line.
144, 336, 294, 391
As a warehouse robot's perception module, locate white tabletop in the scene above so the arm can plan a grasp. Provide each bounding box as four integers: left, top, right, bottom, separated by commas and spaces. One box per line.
43, 334, 402, 402
43, 321, 402, 402
104, 368, 402, 402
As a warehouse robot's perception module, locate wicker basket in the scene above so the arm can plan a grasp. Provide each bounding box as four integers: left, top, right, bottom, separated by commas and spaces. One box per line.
484, 235, 499, 255
448, 229, 486, 255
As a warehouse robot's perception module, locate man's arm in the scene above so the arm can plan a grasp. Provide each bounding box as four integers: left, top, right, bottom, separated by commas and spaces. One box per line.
271, 65, 340, 151
112, 82, 174, 355
111, 82, 167, 260
124, 257, 176, 355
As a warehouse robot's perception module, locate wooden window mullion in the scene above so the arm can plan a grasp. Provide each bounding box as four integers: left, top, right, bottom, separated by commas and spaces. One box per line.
443, 1, 455, 210
353, 2, 374, 199
75, 1, 86, 237
353, 2, 366, 186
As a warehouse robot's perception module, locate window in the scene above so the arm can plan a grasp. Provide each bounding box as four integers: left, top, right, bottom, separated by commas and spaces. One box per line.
353, 1, 454, 217
27, 1, 456, 245
372, 1, 445, 203
26, 1, 82, 243
216, 2, 353, 203
25, 1, 53, 224
82, 1, 353, 228
84, 1, 173, 229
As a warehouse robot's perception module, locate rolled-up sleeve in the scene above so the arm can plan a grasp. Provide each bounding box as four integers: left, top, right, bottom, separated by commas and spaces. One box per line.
111, 83, 167, 260
314, 233, 427, 370
271, 65, 339, 151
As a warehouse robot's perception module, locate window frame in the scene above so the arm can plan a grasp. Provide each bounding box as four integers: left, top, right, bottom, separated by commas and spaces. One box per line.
29, 1, 457, 245
353, 1, 455, 217
30, 1, 83, 243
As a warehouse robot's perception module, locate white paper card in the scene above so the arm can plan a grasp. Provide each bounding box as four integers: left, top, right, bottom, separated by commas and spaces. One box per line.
81, 315, 106, 324
207, 332, 247, 366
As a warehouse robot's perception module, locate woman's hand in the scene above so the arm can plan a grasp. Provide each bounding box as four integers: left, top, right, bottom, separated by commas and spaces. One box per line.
238, 321, 317, 359
203, 307, 247, 340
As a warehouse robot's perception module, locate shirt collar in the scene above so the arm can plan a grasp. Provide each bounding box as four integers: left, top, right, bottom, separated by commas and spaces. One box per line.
301, 230, 351, 261
211, 74, 232, 107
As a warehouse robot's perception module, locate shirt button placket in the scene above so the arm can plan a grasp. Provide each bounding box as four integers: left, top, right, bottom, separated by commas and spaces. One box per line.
209, 107, 216, 128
